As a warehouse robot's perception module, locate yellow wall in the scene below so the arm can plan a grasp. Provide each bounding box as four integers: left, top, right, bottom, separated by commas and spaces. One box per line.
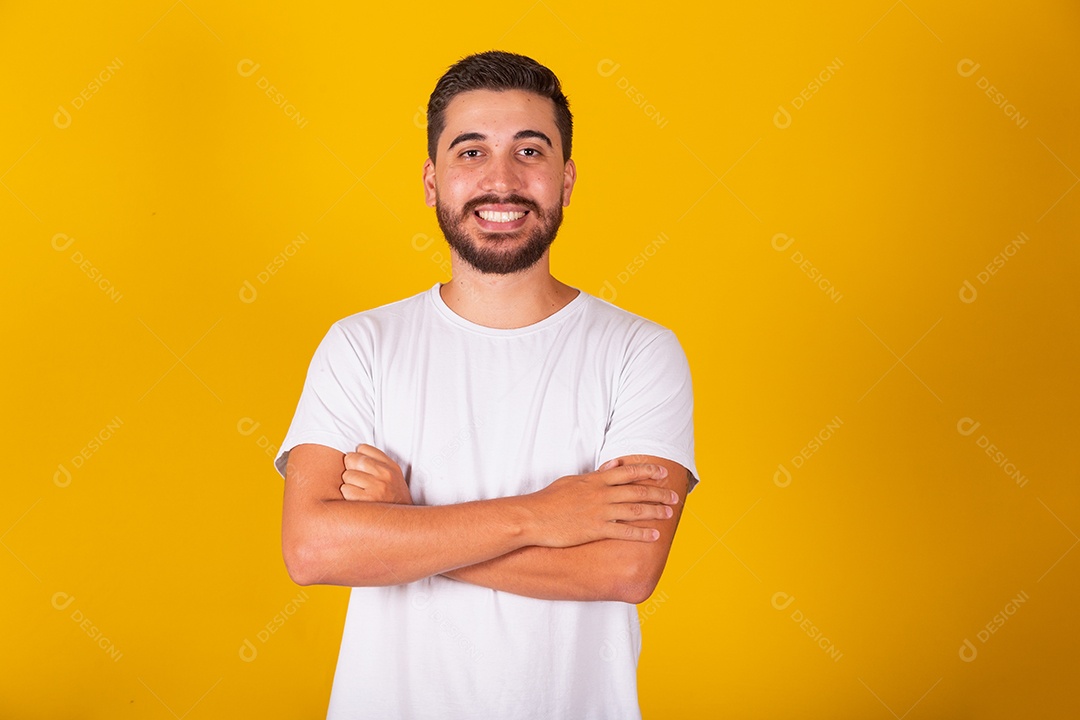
3, 1, 1077, 717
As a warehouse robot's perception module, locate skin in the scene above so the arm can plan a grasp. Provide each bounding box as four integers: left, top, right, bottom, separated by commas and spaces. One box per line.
281, 88, 690, 603
282, 443, 677, 594
337, 445, 690, 602
422, 89, 579, 329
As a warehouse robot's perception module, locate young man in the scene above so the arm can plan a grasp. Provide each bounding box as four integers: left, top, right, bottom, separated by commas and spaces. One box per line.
275, 50, 699, 720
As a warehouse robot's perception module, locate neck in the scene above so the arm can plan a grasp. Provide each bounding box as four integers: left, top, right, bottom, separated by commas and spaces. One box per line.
440, 252, 579, 329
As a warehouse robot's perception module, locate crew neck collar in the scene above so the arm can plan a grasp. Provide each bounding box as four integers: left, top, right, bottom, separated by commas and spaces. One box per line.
427, 282, 586, 336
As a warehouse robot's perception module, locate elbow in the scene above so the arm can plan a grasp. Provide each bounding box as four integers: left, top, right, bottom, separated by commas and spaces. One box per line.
609, 556, 662, 605
615, 578, 658, 606
282, 529, 391, 588
282, 548, 313, 587
282, 533, 322, 587
285, 558, 317, 587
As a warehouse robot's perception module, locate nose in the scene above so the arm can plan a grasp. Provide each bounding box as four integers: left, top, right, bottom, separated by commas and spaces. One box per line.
479, 151, 522, 195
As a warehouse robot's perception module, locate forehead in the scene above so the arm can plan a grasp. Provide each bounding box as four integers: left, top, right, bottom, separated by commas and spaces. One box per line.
440, 89, 560, 144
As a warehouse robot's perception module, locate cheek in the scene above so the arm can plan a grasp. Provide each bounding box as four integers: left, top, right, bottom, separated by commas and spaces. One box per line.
438, 174, 473, 202
530, 171, 565, 198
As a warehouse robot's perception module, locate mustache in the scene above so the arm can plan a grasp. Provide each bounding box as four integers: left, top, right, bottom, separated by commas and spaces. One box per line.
461, 194, 541, 216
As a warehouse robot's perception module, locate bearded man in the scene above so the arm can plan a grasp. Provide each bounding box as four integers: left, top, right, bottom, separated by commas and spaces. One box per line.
276, 50, 699, 720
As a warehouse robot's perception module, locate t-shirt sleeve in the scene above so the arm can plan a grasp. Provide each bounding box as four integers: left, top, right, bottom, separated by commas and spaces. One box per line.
597, 328, 700, 492
273, 322, 377, 479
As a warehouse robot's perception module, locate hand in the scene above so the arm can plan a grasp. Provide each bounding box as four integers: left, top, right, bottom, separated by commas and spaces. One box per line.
340, 444, 413, 505
525, 461, 679, 548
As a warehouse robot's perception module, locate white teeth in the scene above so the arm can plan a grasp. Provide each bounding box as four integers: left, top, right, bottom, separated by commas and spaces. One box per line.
477, 210, 526, 223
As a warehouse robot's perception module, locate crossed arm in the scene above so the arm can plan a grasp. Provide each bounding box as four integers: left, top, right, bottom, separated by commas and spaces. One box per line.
281, 443, 690, 604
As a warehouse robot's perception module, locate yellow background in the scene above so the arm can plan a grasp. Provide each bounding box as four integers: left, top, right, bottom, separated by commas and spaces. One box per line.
3, 1, 1078, 717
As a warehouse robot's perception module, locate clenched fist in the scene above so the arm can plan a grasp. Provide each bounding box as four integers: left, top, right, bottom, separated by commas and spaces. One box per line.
340, 444, 413, 505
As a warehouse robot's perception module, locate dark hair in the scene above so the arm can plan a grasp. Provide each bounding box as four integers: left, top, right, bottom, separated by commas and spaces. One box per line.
426, 50, 573, 163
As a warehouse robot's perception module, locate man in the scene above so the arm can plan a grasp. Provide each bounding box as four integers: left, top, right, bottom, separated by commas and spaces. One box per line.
275, 50, 699, 719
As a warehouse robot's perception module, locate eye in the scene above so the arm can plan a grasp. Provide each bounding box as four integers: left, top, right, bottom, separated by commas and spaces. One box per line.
519, 147, 541, 158
460, 148, 481, 158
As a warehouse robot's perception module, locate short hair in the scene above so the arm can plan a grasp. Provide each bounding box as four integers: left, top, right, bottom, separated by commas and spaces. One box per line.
426, 50, 573, 163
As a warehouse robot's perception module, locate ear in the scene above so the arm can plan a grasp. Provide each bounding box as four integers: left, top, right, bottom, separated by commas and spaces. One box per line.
561, 158, 577, 207
422, 157, 437, 207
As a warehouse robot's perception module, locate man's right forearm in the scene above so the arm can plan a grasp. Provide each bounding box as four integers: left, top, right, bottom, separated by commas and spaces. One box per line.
283, 496, 534, 587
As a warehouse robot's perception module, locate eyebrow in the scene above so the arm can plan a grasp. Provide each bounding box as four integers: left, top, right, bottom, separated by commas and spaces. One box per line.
446, 129, 554, 151
513, 129, 553, 147
447, 132, 486, 151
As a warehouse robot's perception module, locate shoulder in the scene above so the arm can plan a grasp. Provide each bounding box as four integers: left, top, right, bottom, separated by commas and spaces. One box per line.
575, 291, 683, 354
329, 284, 434, 338
335, 284, 433, 327
306, 285, 434, 362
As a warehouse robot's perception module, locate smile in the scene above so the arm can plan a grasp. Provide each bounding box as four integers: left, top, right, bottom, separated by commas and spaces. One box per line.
475, 210, 528, 223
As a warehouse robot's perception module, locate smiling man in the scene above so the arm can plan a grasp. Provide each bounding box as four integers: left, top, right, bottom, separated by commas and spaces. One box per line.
275, 51, 699, 720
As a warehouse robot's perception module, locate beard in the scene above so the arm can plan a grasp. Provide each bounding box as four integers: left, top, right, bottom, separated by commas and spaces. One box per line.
435, 192, 564, 275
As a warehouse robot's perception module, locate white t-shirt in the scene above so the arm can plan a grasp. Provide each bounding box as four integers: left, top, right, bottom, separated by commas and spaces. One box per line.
275, 283, 699, 720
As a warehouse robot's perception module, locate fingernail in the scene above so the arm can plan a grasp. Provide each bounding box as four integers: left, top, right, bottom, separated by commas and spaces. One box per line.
670, 491, 679, 504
